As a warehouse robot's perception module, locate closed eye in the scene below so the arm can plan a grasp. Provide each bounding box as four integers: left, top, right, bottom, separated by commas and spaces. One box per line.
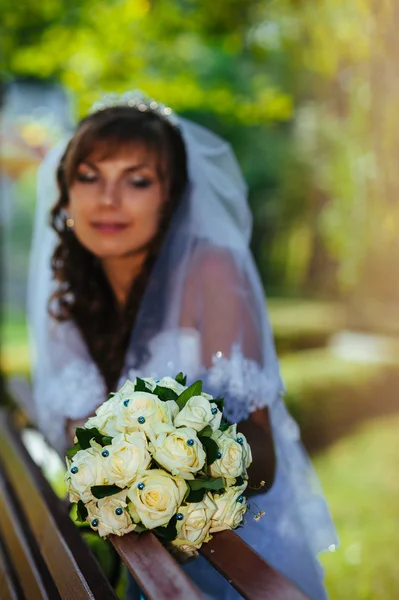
76, 173, 97, 183
129, 177, 153, 189
75, 174, 153, 188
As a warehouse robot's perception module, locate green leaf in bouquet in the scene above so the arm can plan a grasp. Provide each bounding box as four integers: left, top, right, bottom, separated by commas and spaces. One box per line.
76, 500, 88, 523
133, 523, 147, 534
175, 372, 187, 386
235, 476, 245, 487
198, 425, 212, 438
76, 427, 104, 450
199, 436, 219, 465
91, 485, 123, 499
134, 377, 151, 392
153, 385, 178, 402
185, 488, 206, 503
101, 436, 113, 446
219, 420, 229, 432
66, 444, 82, 459
176, 380, 202, 410
187, 477, 224, 492
108, 393, 115, 399
154, 517, 178, 542
212, 397, 225, 411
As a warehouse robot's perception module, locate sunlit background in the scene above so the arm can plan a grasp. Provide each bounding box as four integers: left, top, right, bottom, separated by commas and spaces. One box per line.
1, 1, 399, 598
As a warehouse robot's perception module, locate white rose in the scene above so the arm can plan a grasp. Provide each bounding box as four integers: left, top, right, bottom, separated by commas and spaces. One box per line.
102, 431, 151, 488
157, 376, 187, 395
149, 427, 206, 480
85, 414, 120, 438
83, 394, 121, 437
98, 381, 155, 436
65, 447, 107, 503
166, 400, 179, 421
127, 469, 187, 529
86, 384, 154, 436
116, 379, 137, 399
227, 424, 252, 470
210, 484, 248, 533
174, 396, 222, 432
172, 493, 217, 549
113, 391, 178, 435
86, 491, 136, 537
208, 430, 245, 484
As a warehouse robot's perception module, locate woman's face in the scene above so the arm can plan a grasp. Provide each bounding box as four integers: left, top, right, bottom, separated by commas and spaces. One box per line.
67, 144, 166, 259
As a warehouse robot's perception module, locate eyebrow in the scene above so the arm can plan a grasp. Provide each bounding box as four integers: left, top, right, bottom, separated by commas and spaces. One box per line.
79, 160, 155, 173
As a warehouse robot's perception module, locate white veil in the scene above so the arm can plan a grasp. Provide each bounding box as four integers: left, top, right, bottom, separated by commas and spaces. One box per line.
28, 108, 338, 598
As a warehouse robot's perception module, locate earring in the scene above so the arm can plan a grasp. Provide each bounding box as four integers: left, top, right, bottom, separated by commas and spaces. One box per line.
66, 216, 75, 228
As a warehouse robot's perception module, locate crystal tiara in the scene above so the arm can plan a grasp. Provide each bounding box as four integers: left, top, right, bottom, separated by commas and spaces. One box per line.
89, 90, 179, 126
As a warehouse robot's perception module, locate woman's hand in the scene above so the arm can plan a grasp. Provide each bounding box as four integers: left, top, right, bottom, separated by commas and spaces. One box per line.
238, 407, 276, 496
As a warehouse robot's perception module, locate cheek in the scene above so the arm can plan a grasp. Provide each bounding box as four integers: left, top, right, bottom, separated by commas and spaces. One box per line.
67, 197, 95, 244
68, 190, 96, 230
120, 190, 165, 251
128, 188, 164, 232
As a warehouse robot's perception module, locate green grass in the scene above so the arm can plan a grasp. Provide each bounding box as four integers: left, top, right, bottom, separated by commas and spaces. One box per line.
316, 414, 399, 600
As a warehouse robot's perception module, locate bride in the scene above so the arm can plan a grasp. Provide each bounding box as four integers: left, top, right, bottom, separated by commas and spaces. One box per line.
28, 91, 337, 600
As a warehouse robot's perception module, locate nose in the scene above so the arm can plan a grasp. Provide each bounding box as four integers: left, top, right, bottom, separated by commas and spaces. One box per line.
99, 180, 120, 207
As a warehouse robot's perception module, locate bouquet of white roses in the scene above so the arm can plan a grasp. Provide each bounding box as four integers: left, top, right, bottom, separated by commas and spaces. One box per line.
65, 374, 252, 557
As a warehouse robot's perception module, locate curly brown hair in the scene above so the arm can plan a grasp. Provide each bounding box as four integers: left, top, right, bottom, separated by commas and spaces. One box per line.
49, 106, 188, 393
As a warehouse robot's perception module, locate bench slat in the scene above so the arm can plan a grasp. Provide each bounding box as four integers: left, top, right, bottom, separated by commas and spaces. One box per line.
0, 539, 21, 600
111, 531, 204, 600
201, 530, 309, 600
0, 469, 56, 599
0, 411, 117, 600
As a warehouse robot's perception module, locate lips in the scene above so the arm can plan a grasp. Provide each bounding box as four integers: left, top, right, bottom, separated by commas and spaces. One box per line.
91, 222, 128, 233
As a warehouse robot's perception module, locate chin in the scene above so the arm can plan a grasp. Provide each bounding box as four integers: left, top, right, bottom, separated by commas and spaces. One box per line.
94, 247, 135, 260
96, 250, 127, 260
90, 241, 147, 260
77, 231, 152, 260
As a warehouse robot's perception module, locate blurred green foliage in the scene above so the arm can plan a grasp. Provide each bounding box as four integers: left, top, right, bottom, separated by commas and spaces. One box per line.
4, 0, 398, 300
3, 0, 399, 302
1, 0, 292, 123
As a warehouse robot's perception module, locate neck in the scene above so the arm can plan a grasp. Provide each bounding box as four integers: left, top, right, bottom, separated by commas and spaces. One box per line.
101, 252, 147, 308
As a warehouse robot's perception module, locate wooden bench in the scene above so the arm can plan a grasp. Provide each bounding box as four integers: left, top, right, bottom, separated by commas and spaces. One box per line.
0, 410, 118, 600
2, 379, 310, 600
